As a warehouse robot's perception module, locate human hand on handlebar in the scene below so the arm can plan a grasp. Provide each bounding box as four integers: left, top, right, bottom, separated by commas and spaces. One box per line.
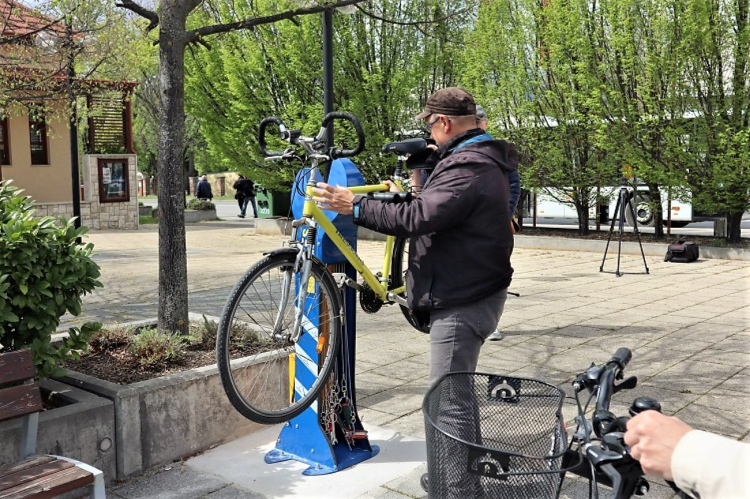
312, 183, 355, 215
624, 410, 694, 481
382, 180, 401, 192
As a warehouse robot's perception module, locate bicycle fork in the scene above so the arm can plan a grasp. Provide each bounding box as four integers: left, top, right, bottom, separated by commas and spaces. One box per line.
273, 224, 317, 343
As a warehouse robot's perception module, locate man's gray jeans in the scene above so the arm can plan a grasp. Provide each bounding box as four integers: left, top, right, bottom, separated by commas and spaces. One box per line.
425, 286, 508, 497
429, 287, 508, 384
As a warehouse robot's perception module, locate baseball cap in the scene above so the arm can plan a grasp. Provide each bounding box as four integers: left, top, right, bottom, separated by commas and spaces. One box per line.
416, 87, 477, 120
476, 104, 488, 120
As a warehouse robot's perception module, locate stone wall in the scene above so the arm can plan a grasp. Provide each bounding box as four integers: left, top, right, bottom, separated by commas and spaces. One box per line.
33, 155, 139, 230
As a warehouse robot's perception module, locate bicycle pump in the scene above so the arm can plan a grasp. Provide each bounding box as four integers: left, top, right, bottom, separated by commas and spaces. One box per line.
265, 158, 379, 475
600, 178, 650, 277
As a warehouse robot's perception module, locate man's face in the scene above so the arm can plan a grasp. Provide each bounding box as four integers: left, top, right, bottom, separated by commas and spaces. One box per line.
423, 114, 450, 146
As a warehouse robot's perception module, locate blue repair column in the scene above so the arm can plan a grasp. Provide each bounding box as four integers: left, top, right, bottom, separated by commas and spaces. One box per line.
265, 158, 380, 475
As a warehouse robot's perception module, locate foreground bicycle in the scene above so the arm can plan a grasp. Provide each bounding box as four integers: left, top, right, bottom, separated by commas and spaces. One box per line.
423, 347, 688, 498
217, 112, 430, 425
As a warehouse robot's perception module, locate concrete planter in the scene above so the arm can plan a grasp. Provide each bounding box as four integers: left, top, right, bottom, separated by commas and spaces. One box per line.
0, 379, 116, 483
184, 208, 217, 223
57, 351, 284, 480
138, 205, 153, 217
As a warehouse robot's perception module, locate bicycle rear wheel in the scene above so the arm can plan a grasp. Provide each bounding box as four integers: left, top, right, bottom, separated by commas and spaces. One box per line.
391, 237, 430, 333
216, 250, 342, 425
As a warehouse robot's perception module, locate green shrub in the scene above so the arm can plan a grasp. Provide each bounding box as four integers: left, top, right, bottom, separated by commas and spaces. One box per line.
186, 198, 215, 211
0, 180, 102, 378
189, 314, 218, 349
128, 327, 189, 368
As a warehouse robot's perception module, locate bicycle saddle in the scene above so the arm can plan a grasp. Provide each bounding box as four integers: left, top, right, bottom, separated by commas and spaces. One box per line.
382, 138, 428, 156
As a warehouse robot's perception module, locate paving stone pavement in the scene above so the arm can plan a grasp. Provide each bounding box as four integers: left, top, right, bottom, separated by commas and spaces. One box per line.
66, 223, 750, 498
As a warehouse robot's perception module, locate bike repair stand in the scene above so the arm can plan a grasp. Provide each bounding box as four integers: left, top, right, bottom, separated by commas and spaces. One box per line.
600, 178, 650, 277
265, 158, 380, 475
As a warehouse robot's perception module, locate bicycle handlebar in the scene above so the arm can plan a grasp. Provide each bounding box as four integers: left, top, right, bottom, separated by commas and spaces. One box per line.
610, 347, 632, 369
258, 112, 365, 161
319, 112, 366, 159
258, 116, 290, 158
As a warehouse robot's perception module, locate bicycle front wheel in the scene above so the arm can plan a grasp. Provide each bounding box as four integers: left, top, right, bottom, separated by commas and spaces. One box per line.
391, 237, 430, 333
216, 250, 342, 425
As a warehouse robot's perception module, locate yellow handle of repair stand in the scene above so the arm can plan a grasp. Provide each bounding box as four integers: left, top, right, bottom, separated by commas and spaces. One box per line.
289, 352, 295, 403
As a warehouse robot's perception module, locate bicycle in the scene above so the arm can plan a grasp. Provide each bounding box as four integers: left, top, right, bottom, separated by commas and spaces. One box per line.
423, 347, 688, 498
216, 111, 431, 425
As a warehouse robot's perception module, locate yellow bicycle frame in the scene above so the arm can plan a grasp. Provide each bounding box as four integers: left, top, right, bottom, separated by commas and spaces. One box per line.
300, 181, 406, 302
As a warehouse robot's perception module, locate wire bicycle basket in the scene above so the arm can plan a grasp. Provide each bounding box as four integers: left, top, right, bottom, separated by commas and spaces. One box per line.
423, 373, 567, 499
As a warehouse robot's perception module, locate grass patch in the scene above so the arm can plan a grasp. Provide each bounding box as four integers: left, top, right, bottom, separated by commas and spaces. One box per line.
140, 215, 158, 224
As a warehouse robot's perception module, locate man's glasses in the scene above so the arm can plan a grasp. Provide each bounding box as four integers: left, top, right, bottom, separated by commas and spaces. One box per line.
422, 115, 441, 134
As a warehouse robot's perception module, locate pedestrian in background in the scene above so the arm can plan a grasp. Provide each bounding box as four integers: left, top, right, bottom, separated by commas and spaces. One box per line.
195, 174, 213, 201
233, 175, 258, 218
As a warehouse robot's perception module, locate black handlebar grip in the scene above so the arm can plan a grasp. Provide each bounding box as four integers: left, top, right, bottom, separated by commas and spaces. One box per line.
610, 347, 632, 369
367, 192, 413, 203
258, 116, 287, 157
320, 112, 366, 159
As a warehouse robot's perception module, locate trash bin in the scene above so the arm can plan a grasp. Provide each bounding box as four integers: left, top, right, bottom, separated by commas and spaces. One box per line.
422, 373, 566, 498
255, 186, 291, 218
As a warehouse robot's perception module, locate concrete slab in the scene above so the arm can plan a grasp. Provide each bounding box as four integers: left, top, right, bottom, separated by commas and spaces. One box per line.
186, 425, 426, 499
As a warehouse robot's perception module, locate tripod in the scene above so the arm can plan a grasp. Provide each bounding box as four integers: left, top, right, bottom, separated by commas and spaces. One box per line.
600, 179, 650, 277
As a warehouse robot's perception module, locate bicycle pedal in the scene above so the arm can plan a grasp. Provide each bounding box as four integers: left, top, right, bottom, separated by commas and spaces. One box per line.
331, 273, 347, 288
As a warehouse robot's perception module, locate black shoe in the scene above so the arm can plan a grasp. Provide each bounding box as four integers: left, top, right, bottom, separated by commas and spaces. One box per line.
420, 473, 428, 492
238, 214, 245, 218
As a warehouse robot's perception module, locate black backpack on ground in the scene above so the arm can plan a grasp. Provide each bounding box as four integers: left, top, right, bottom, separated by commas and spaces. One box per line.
664, 241, 699, 263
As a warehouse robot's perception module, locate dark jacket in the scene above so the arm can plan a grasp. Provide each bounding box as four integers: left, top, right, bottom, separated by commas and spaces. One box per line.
354, 129, 517, 311
233, 179, 256, 199
195, 179, 213, 200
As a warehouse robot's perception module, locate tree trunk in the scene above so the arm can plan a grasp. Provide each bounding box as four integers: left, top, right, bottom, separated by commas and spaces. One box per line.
648, 183, 664, 239
157, 5, 190, 334
727, 211, 743, 244
575, 200, 590, 235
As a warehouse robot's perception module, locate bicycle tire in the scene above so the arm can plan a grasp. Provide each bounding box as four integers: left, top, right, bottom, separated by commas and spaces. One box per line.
391, 237, 430, 333
216, 250, 342, 425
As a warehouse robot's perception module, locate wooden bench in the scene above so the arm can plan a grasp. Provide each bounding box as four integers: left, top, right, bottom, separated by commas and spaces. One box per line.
0, 350, 105, 499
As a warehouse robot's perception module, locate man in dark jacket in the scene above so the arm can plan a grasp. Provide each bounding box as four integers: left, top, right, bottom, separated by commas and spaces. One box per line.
313, 87, 516, 495
313, 87, 515, 378
233, 175, 257, 218
195, 175, 213, 201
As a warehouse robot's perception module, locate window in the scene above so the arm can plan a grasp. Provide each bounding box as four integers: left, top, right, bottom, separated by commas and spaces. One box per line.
98, 158, 129, 203
29, 120, 48, 165
0, 117, 9, 165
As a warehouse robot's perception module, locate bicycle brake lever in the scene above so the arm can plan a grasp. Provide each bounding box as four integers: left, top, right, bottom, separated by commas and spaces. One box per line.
613, 376, 638, 394
600, 463, 624, 499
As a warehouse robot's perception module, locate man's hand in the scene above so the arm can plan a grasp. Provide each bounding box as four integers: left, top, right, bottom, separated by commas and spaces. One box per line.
624, 410, 694, 481
382, 180, 401, 192
311, 183, 355, 215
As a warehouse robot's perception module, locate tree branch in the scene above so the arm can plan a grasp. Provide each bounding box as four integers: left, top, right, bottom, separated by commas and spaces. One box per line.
355, 2, 475, 27
115, 0, 159, 32
185, 0, 366, 44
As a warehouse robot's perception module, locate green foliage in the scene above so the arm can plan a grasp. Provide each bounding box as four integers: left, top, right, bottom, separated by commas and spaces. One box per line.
186, 198, 215, 211
189, 315, 262, 351
0, 181, 103, 378
184, 0, 470, 185
189, 315, 219, 350
128, 327, 190, 368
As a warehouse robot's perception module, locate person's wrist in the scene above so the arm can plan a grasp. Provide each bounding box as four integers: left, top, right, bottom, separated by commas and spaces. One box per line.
352, 195, 364, 220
